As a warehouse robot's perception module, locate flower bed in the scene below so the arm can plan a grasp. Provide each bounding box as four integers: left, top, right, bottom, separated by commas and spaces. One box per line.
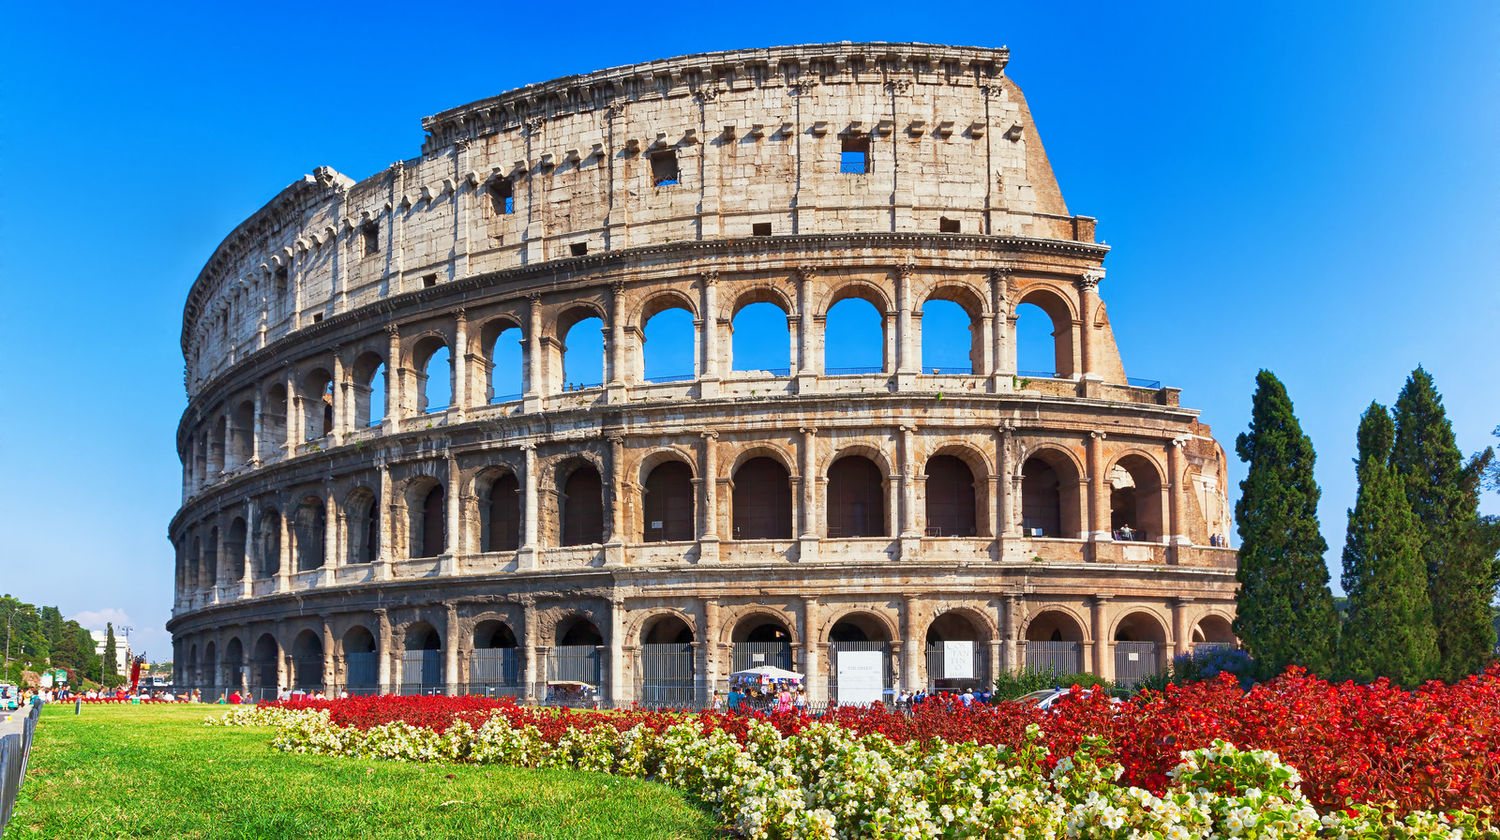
213, 702, 1493, 839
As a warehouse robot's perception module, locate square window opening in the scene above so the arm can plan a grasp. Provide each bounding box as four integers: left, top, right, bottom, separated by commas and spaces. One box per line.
752, 222, 773, 237
492, 178, 515, 215
361, 223, 379, 256
423, 274, 438, 288
650, 150, 680, 186
570, 242, 588, 257
312, 313, 323, 323
840, 134, 870, 174
940, 217, 961, 233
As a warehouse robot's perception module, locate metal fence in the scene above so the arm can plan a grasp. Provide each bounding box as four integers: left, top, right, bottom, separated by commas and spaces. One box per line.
549, 645, 602, 686
1, 702, 41, 837
345, 652, 379, 690
924, 642, 985, 689
469, 649, 521, 695
400, 650, 443, 694
827, 641, 892, 705
1113, 642, 1160, 688
638, 642, 695, 707
732, 641, 792, 673
1025, 641, 1082, 674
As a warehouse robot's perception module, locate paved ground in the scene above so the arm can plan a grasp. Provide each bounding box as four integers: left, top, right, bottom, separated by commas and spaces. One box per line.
0, 705, 36, 739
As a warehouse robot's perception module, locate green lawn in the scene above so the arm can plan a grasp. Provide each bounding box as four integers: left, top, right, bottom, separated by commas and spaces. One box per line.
9, 704, 721, 840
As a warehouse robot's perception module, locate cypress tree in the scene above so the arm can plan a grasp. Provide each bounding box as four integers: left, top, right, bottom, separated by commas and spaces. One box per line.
1391, 367, 1498, 680
103, 623, 118, 684
1233, 371, 1339, 676
1338, 402, 1438, 685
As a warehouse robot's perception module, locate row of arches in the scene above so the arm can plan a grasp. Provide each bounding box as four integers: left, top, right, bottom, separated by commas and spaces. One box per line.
179, 606, 1237, 699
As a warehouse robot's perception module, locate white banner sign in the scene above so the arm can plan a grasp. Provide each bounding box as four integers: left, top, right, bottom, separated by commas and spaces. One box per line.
943, 641, 975, 680
836, 650, 884, 705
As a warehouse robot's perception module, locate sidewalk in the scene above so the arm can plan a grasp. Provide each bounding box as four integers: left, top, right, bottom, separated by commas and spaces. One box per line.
0, 707, 34, 738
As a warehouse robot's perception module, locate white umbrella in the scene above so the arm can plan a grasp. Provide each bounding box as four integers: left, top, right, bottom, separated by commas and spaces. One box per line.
729, 665, 804, 682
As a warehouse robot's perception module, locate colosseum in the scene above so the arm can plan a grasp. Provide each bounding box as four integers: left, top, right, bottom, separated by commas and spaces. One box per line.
168, 42, 1238, 705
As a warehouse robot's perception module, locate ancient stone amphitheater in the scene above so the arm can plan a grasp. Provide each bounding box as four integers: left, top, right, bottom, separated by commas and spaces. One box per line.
169, 42, 1238, 704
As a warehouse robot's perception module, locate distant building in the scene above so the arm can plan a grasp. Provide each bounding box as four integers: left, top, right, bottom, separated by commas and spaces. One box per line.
90, 630, 133, 675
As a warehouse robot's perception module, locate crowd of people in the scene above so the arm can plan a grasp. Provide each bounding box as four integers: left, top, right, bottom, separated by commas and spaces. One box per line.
716, 680, 809, 713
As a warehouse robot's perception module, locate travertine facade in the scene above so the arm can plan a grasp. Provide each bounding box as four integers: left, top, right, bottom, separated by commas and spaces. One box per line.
169, 43, 1237, 703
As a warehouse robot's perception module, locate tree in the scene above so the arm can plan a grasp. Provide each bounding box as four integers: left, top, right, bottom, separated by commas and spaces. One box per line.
1390, 367, 1498, 680
1338, 402, 1439, 685
1233, 371, 1339, 676
102, 623, 118, 684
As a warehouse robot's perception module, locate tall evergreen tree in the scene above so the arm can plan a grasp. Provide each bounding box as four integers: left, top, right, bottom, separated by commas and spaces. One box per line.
103, 623, 118, 682
1233, 371, 1339, 676
1390, 367, 1498, 680
1338, 402, 1438, 685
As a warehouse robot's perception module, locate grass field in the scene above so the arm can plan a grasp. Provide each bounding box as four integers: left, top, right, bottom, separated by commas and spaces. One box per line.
9, 704, 721, 840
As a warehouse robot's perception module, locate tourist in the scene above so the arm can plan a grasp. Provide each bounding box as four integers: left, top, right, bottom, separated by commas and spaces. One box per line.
774, 684, 793, 713
710, 690, 724, 712
726, 685, 745, 713
961, 688, 975, 707
228, 690, 243, 705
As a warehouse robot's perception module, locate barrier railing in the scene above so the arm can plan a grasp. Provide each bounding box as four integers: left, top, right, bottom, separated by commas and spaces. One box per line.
0, 702, 41, 837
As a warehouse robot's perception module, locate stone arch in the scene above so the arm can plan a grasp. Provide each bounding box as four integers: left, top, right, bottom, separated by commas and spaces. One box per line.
477, 314, 525, 404
474, 465, 522, 552
223, 636, 244, 689
925, 606, 998, 644
924, 607, 993, 689
727, 284, 795, 320
556, 303, 607, 392
822, 283, 890, 374
473, 619, 519, 648
404, 621, 443, 650
727, 286, 794, 376
1020, 445, 1085, 539
403, 475, 446, 558
301, 366, 335, 440
638, 610, 696, 644
725, 607, 796, 673
635, 288, 699, 326
924, 445, 987, 538
261, 381, 289, 452
826, 448, 890, 538
1106, 451, 1166, 542
1023, 607, 1088, 643
921, 282, 987, 375
292, 494, 326, 570
823, 608, 897, 643
724, 607, 798, 646
228, 399, 255, 467
188, 642, 199, 685
554, 613, 605, 646
641, 454, 695, 543
1015, 285, 1077, 378
411, 333, 451, 414
344, 486, 379, 564
556, 457, 605, 546
1111, 608, 1171, 643
350, 350, 387, 428
254, 507, 282, 578
225, 516, 247, 580
290, 629, 324, 691
1193, 613, 1236, 645
342, 624, 379, 691
250, 632, 280, 695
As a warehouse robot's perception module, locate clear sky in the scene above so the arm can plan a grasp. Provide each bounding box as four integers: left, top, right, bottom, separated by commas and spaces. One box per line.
1, 1, 1495, 662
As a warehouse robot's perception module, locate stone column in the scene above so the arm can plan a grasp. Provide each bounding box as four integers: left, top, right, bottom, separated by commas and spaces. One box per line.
1088, 432, 1110, 542
376, 462, 394, 580
607, 281, 626, 403
798, 426, 819, 562
901, 596, 921, 693
701, 598, 721, 703
899, 424, 919, 546
240, 499, 256, 597
608, 599, 626, 707
1168, 439, 1188, 547
452, 307, 469, 419
698, 431, 719, 562
795, 266, 818, 390
1091, 595, 1112, 680
1075, 271, 1102, 379
524, 293, 543, 411
1171, 597, 1194, 660
518, 444, 539, 570
323, 487, 339, 584
385, 325, 402, 433
445, 456, 463, 573
996, 426, 1015, 540
375, 608, 392, 692
276, 511, 292, 593
1004, 593, 1022, 673
801, 596, 822, 705
284, 370, 300, 453
605, 435, 626, 566
330, 350, 346, 446
989, 269, 1012, 385
699, 271, 720, 397
895, 264, 917, 388
250, 389, 263, 463
445, 604, 461, 694
322, 620, 336, 693
521, 598, 539, 701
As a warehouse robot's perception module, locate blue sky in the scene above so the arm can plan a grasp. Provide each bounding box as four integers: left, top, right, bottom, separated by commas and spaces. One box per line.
1, 2, 1495, 662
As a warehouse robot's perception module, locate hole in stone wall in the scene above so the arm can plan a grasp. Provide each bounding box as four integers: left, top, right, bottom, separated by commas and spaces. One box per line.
940, 217, 960, 233
752, 222, 773, 237
491, 177, 515, 215
650, 150, 680, 186
840, 134, 870, 174
423, 274, 438, 288
361, 223, 379, 256
570, 242, 588, 257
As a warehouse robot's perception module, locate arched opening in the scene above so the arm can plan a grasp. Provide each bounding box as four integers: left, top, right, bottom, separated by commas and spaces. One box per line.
470, 620, 520, 693
342, 626, 378, 693
730, 615, 792, 672
203, 527, 219, 587
293, 497, 326, 571
479, 470, 521, 552
641, 305, 695, 383
414, 337, 451, 414
827, 612, 892, 706
551, 616, 603, 691
559, 310, 605, 391
228, 401, 254, 467
1113, 611, 1168, 687
925, 611, 987, 691
202, 641, 218, 690
250, 634, 279, 698
351, 352, 387, 428
223, 637, 244, 691
188, 643, 198, 685
1109, 455, 1165, 542
639, 614, 695, 707
1024, 610, 1085, 674
1193, 615, 1236, 648
401, 622, 443, 692
290, 630, 324, 692
924, 455, 977, 537
262, 384, 288, 453
482, 321, 524, 403
344, 488, 378, 565
823, 295, 885, 375
187, 535, 200, 590
731, 299, 791, 376
560, 464, 604, 546
1015, 291, 1074, 379
920, 295, 979, 375
206, 423, 224, 475
732, 457, 793, 539
827, 455, 886, 538
407, 480, 446, 558
255, 509, 281, 578
302, 368, 335, 440
642, 460, 694, 542
1021, 452, 1083, 539
226, 517, 247, 581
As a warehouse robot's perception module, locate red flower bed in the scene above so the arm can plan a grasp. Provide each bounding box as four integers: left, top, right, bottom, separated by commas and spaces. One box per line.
266, 664, 1500, 818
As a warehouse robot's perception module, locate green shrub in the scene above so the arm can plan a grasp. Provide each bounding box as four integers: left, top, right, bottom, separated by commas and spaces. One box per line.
993, 665, 1112, 700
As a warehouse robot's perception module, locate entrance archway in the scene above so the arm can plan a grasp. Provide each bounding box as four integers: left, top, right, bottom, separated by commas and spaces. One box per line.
639, 614, 695, 707
1023, 610, 1084, 674
924, 611, 987, 691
